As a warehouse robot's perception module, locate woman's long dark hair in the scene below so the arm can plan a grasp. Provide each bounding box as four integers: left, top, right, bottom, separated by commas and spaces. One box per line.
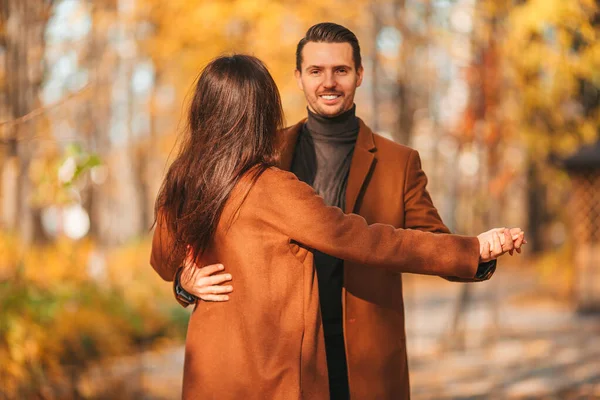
154, 55, 284, 261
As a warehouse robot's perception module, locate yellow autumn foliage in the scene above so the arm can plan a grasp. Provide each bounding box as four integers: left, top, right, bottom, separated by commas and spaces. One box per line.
0, 233, 187, 398
137, 0, 367, 125
500, 0, 600, 156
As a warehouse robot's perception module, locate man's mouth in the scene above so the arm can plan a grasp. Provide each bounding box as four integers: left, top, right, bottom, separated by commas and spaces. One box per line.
319, 94, 342, 101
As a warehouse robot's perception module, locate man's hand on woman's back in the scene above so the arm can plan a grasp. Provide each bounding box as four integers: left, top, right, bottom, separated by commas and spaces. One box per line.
180, 253, 233, 302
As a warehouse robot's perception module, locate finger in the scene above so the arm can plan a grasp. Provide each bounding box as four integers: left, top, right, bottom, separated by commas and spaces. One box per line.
199, 294, 230, 302
510, 228, 523, 241
185, 272, 232, 297
200, 273, 233, 287
487, 241, 494, 261
197, 263, 225, 277
513, 233, 524, 249
509, 227, 522, 234
516, 235, 524, 253
492, 232, 503, 257
481, 241, 491, 262
509, 249, 514, 256
494, 228, 507, 245
488, 233, 496, 253
499, 233, 505, 246
502, 229, 514, 251
509, 227, 523, 239
197, 285, 233, 295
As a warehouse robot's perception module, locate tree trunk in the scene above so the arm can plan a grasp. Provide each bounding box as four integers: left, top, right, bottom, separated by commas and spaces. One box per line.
393, 0, 413, 146
393, 0, 432, 146
0, 0, 51, 244
88, 1, 116, 245
526, 160, 546, 254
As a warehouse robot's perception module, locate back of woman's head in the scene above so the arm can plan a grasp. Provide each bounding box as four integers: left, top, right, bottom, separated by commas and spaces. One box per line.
155, 54, 284, 259
188, 55, 283, 164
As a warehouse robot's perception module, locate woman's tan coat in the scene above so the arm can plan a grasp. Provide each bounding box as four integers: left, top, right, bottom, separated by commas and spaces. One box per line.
150, 133, 482, 399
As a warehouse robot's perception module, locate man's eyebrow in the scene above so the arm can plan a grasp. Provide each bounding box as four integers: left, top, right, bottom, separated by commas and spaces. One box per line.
304, 64, 353, 70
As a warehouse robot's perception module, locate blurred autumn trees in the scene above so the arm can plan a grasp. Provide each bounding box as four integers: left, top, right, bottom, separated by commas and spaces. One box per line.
0, 0, 599, 397
0, 0, 594, 248
0, 0, 54, 244
501, 0, 600, 252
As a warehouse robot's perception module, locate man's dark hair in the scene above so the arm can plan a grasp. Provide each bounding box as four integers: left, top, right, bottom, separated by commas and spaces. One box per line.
295, 22, 362, 71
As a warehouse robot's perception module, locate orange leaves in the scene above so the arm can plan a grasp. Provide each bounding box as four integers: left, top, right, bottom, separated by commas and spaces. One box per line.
136, 0, 369, 126
0, 234, 187, 397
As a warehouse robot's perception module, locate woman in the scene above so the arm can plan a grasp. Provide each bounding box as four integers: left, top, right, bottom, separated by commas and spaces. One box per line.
151, 55, 517, 399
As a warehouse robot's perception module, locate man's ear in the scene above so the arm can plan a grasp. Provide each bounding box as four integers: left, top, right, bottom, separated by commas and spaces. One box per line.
356, 66, 364, 88
294, 69, 303, 91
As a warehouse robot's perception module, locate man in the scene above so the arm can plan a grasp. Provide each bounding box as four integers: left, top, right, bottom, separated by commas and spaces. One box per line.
164, 23, 524, 399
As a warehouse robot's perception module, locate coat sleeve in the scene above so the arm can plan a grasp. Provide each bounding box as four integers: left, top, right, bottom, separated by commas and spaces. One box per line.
150, 210, 184, 282
255, 168, 481, 279
403, 149, 451, 234
403, 149, 496, 282
150, 211, 193, 307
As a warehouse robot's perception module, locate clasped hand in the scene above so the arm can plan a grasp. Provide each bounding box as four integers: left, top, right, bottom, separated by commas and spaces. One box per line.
477, 227, 526, 263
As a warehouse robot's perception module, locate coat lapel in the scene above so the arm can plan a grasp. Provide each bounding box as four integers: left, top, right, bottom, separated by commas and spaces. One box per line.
277, 119, 305, 172
278, 117, 376, 213
345, 119, 376, 213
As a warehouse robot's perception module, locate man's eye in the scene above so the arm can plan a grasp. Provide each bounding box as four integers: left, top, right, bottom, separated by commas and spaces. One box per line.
310, 70, 320, 75
337, 69, 347, 74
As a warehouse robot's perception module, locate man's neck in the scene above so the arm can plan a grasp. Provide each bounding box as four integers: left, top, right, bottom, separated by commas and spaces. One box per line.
306, 105, 359, 143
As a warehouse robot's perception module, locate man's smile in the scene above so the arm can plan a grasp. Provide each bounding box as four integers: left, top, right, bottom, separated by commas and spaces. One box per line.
319, 94, 342, 103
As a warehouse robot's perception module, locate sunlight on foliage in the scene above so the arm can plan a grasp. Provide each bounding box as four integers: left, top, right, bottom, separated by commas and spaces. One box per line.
501, 0, 600, 158
0, 234, 188, 398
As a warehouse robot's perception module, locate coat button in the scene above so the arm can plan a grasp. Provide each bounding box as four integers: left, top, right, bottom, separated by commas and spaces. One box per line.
349, 318, 356, 323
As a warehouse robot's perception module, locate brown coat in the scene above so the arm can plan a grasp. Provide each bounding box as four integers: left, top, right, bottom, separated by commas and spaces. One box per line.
150, 119, 483, 399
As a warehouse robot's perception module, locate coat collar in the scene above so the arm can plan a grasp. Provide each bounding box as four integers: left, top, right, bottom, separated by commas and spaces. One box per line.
277, 119, 305, 172
278, 118, 376, 168
277, 117, 377, 213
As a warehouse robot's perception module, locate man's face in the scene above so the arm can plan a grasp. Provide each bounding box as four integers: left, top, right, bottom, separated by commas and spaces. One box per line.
295, 41, 364, 118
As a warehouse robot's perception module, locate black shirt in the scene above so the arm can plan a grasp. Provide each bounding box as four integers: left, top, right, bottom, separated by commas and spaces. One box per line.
290, 106, 359, 337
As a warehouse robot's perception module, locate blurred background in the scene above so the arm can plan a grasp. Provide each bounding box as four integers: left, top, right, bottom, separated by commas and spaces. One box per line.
0, 0, 599, 399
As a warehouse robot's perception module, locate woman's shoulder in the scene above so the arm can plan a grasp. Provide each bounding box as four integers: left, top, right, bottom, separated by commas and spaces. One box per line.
245, 166, 314, 203
232, 166, 296, 199
259, 166, 296, 180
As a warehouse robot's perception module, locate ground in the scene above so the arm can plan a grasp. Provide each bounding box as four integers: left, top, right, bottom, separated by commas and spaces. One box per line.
84, 263, 600, 399
404, 267, 600, 399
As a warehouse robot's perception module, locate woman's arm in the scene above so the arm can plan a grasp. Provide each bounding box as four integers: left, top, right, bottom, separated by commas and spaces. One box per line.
150, 211, 184, 282
255, 168, 481, 279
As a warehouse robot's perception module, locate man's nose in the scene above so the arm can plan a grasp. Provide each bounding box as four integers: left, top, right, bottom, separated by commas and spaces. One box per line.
322, 72, 336, 89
